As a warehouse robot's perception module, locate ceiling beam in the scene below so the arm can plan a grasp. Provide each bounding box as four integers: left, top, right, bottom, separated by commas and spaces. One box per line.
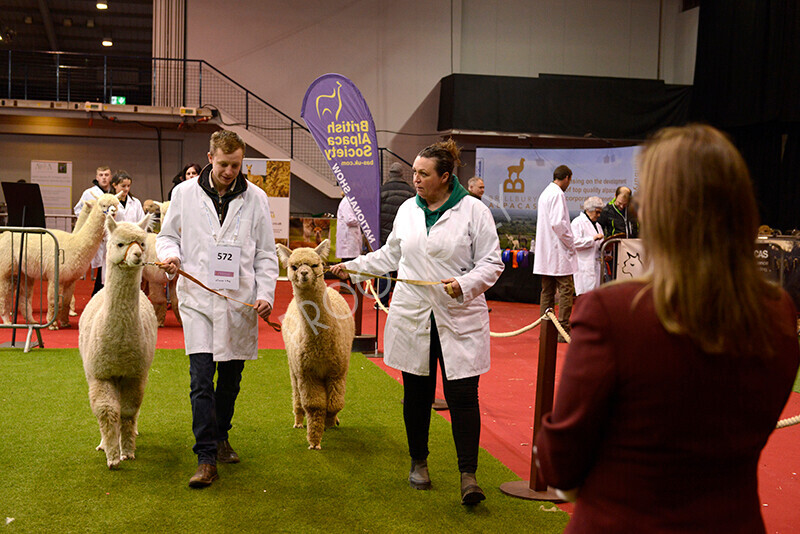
37, 0, 60, 51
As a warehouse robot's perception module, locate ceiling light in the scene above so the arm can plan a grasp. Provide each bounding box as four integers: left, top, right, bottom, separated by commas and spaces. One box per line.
24, 16, 33, 24
87, 18, 95, 28
96, 2, 108, 9
63, 18, 72, 27
102, 36, 113, 47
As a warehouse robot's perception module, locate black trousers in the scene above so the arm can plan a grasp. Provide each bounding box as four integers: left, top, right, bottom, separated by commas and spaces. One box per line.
189, 353, 245, 465
401, 318, 481, 474
91, 267, 103, 296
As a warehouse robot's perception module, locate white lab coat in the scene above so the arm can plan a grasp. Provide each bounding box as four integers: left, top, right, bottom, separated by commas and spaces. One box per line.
571, 211, 602, 295
533, 182, 577, 276
74, 184, 109, 269
346, 195, 504, 380
336, 197, 362, 258
156, 177, 279, 361
115, 195, 145, 225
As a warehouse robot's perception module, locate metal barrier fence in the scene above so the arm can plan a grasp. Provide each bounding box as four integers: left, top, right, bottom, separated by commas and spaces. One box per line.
0, 227, 61, 352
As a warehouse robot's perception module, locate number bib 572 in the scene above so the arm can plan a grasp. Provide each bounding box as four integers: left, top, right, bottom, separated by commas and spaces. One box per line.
209, 244, 241, 290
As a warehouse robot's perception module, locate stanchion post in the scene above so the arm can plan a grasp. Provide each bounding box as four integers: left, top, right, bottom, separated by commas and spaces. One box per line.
499, 312, 563, 501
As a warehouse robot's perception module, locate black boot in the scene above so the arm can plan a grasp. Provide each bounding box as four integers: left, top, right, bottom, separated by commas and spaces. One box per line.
409, 459, 431, 490
460, 472, 486, 505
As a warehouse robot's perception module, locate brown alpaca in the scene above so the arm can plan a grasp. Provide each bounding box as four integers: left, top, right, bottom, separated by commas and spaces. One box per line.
276, 239, 355, 450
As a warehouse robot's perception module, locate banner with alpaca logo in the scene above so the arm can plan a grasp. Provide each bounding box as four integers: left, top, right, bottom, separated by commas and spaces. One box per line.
301, 74, 380, 251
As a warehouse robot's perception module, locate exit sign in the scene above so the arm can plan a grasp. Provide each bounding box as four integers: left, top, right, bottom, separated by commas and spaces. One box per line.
110, 96, 126, 105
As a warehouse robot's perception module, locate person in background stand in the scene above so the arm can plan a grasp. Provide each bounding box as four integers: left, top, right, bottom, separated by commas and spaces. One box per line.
533, 165, 577, 342
330, 139, 503, 505
157, 130, 278, 489
571, 196, 605, 296
336, 194, 361, 262
110, 170, 146, 224
598, 185, 639, 238
377, 162, 415, 307
74, 165, 112, 295
467, 177, 484, 200
169, 163, 202, 201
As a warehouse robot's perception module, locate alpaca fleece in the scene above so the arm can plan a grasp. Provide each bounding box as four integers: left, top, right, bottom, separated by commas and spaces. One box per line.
277, 239, 355, 450
79, 214, 157, 469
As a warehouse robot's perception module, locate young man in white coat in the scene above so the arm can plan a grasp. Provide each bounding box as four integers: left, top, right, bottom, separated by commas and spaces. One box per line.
74, 165, 112, 295
533, 165, 578, 341
571, 196, 605, 296
157, 130, 278, 488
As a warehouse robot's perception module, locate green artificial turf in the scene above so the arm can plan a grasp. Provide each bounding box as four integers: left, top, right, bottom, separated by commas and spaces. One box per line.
0, 348, 568, 533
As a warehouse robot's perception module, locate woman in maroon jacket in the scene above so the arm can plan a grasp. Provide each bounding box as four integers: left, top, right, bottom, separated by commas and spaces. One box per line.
535, 124, 800, 533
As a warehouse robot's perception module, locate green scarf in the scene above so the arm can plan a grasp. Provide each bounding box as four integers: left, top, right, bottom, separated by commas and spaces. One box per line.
415, 178, 470, 233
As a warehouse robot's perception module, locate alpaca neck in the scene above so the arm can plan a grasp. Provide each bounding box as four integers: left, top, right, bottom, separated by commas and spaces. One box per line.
75, 207, 108, 254
293, 280, 334, 331
103, 263, 143, 318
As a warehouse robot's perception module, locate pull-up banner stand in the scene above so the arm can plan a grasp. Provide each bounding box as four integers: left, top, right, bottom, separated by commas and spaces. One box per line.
301, 73, 380, 252
301, 74, 381, 356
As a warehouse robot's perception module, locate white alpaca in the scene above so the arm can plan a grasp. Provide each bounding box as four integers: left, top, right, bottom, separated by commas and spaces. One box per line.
277, 239, 355, 450
79, 214, 157, 469
140, 201, 181, 327
0, 193, 120, 329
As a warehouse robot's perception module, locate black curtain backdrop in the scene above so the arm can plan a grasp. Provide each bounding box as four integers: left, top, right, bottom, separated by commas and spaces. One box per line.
691, 0, 800, 231
438, 73, 690, 141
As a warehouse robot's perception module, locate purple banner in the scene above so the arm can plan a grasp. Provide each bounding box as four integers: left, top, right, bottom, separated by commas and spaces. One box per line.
301, 74, 380, 251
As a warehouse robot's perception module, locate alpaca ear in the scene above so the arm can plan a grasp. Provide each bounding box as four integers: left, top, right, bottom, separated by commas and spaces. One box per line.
91, 190, 101, 199
84, 199, 96, 210
105, 214, 117, 234
276, 243, 292, 268
138, 213, 154, 231
314, 239, 330, 260
116, 190, 125, 199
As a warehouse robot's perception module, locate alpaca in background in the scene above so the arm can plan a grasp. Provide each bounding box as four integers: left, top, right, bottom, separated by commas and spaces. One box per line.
277, 239, 354, 450
141, 201, 181, 326
79, 214, 157, 469
0, 193, 120, 329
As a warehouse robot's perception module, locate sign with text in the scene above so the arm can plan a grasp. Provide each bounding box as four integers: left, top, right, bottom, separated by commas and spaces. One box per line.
30, 160, 72, 216
300, 73, 380, 251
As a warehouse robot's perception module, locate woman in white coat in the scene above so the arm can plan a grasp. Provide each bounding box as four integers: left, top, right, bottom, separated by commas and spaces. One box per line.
571, 196, 605, 295
110, 171, 146, 224
330, 139, 504, 505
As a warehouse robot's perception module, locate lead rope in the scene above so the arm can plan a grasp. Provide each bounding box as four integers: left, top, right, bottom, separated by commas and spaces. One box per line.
144, 262, 281, 332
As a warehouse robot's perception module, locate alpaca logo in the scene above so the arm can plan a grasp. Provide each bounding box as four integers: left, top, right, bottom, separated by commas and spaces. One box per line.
503, 158, 525, 193
316, 81, 343, 121
620, 252, 642, 277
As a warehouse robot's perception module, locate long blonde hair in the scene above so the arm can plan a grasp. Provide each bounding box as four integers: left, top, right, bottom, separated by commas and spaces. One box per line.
638, 124, 783, 356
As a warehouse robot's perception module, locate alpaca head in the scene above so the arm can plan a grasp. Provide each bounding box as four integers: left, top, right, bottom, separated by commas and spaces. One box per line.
95, 193, 121, 218
143, 199, 159, 215
276, 239, 330, 290
105, 214, 153, 269
153, 201, 170, 219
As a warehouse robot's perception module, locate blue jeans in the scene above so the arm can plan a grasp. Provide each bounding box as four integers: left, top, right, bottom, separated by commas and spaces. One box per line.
189, 353, 245, 465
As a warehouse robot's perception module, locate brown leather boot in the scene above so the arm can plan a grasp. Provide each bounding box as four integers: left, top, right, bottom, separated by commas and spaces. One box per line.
188, 463, 218, 488
460, 472, 486, 505
409, 459, 431, 490
216, 440, 240, 464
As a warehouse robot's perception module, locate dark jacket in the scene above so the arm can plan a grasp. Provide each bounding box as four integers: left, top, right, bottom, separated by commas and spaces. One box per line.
598, 201, 638, 238
380, 178, 415, 245
198, 164, 248, 224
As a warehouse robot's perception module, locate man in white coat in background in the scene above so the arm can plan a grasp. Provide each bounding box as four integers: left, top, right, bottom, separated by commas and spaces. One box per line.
533, 165, 578, 341
74, 165, 112, 295
157, 130, 278, 489
571, 196, 605, 296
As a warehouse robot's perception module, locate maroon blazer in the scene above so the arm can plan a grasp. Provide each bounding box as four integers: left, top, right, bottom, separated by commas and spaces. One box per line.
535, 282, 799, 533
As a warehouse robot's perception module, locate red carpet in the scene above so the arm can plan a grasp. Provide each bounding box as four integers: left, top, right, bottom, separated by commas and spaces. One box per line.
3, 277, 799, 532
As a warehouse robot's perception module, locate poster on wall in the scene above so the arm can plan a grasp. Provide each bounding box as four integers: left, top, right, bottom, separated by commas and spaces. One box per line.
475, 146, 641, 250
30, 160, 72, 216
300, 73, 380, 251
243, 158, 291, 241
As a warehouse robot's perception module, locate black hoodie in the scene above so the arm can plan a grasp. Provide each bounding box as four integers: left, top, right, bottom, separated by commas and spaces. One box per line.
197, 164, 248, 225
